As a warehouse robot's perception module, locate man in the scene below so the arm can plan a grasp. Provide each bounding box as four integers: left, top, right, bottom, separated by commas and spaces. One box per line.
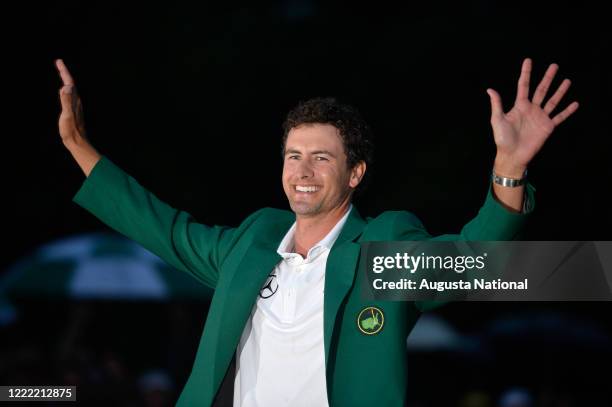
55, 58, 577, 406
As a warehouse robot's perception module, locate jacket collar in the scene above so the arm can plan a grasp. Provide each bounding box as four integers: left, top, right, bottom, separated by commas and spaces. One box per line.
331, 205, 366, 247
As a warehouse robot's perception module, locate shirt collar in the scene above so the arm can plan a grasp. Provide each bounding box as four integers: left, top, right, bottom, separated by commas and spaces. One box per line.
277, 204, 353, 260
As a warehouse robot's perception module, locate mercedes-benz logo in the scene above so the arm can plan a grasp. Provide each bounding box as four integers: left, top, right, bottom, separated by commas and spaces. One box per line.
259, 273, 279, 299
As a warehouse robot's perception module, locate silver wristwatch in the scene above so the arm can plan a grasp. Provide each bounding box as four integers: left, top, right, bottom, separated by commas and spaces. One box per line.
491, 169, 527, 187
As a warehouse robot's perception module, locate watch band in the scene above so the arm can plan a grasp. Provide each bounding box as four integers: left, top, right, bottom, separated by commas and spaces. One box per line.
492, 169, 527, 187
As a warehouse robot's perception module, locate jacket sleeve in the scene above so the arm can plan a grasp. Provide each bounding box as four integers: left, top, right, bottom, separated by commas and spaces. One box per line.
431, 183, 535, 242
72, 156, 237, 289
394, 183, 536, 311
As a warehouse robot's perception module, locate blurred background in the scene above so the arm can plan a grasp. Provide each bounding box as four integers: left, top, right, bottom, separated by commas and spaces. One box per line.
3, 0, 611, 405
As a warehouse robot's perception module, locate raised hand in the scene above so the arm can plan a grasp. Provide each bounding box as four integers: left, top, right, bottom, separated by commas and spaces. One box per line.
56, 59, 88, 147
487, 58, 579, 176
55, 59, 100, 176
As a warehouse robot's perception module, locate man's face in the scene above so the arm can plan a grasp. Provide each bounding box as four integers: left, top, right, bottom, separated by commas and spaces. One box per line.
282, 123, 363, 217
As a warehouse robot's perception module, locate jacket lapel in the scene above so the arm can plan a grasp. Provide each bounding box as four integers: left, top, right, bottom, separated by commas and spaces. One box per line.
323, 207, 366, 367
210, 213, 294, 392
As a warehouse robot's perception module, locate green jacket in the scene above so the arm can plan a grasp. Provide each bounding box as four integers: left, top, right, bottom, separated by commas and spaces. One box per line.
73, 157, 533, 406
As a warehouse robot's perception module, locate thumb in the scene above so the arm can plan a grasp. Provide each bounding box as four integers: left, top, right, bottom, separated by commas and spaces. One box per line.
59, 85, 75, 115
486, 88, 504, 119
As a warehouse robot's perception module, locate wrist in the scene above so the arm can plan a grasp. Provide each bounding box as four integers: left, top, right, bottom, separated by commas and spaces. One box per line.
493, 156, 527, 179
63, 137, 101, 177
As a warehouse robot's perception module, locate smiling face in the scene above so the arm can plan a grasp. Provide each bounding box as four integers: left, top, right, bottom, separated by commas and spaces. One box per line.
282, 123, 365, 218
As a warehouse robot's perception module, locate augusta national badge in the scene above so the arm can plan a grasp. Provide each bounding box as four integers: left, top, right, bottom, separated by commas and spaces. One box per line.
357, 306, 384, 335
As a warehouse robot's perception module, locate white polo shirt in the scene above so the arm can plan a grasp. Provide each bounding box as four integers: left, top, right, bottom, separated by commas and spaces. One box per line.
233, 205, 353, 407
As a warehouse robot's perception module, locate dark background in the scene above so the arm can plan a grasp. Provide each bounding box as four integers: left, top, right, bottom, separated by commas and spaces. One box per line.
2, 0, 611, 405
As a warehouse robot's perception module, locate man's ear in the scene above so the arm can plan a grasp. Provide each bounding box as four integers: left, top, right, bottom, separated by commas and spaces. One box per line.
349, 161, 366, 188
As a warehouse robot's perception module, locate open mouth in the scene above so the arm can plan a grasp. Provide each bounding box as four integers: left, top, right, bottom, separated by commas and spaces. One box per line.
295, 185, 321, 193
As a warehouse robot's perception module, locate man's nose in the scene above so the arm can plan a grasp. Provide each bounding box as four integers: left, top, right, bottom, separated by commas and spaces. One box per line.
297, 159, 314, 179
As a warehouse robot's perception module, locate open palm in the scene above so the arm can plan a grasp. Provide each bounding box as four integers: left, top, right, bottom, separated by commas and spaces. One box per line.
487, 59, 579, 169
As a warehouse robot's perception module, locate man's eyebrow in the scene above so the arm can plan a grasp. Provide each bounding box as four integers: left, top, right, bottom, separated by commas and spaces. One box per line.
311, 150, 336, 157
284, 149, 336, 157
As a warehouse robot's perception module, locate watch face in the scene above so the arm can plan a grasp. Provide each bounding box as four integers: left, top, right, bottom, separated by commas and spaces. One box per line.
492, 172, 525, 187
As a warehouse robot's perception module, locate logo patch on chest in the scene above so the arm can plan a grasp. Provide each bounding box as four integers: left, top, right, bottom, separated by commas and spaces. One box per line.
259, 273, 278, 299
356, 306, 384, 335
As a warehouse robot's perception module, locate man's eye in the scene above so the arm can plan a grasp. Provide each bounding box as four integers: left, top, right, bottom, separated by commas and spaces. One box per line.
315, 156, 329, 161
288, 155, 299, 160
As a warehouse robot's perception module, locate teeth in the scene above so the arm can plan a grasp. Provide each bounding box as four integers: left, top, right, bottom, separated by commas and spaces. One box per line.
296, 185, 319, 192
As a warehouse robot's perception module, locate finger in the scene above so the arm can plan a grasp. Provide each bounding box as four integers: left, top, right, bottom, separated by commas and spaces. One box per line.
544, 79, 571, 114
487, 88, 504, 119
515, 58, 532, 102
552, 101, 579, 126
55, 59, 75, 86
532, 63, 559, 106
58, 86, 75, 115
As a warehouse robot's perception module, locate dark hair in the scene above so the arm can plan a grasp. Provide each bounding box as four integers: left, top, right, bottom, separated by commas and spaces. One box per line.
281, 97, 374, 195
